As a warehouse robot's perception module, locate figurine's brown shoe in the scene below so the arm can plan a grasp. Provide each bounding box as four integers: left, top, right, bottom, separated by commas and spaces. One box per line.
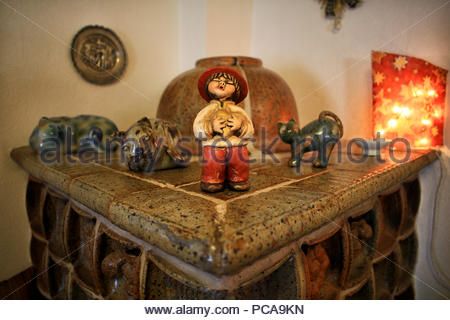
228, 181, 250, 191
200, 182, 224, 193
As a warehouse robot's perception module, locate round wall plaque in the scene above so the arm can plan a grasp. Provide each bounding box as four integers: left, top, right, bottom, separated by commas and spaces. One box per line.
71, 25, 127, 85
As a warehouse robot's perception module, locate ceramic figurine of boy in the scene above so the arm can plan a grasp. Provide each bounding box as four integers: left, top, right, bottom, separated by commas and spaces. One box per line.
194, 67, 254, 192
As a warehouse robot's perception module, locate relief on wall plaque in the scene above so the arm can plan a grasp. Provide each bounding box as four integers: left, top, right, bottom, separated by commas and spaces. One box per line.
71, 25, 127, 85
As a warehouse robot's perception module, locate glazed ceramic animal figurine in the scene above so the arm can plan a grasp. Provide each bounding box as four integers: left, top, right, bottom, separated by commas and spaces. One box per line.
116, 117, 187, 172
193, 66, 254, 193
278, 111, 343, 168
29, 115, 118, 154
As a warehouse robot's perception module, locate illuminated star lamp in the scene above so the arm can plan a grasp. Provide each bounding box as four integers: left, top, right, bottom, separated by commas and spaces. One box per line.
372, 51, 447, 149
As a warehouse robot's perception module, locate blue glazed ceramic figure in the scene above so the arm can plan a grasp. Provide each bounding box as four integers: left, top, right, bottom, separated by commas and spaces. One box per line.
278, 111, 343, 168
29, 115, 118, 154
115, 117, 188, 172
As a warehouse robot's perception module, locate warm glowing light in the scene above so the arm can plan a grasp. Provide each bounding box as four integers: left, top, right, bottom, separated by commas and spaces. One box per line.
392, 105, 412, 117
373, 56, 444, 148
401, 107, 411, 117
388, 119, 397, 128
393, 105, 401, 113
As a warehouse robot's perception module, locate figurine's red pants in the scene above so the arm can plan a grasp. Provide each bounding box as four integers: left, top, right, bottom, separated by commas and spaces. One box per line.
201, 146, 249, 184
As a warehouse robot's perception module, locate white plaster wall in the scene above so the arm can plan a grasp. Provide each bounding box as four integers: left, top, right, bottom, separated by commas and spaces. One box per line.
178, 0, 206, 72
205, 0, 253, 57
251, 0, 450, 142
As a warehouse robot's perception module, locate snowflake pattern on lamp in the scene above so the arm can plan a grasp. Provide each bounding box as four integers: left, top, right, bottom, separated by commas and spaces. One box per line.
372, 51, 447, 148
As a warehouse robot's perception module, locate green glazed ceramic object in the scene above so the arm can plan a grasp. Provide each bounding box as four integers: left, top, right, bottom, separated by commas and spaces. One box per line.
29, 115, 118, 154
278, 111, 343, 168
115, 117, 188, 172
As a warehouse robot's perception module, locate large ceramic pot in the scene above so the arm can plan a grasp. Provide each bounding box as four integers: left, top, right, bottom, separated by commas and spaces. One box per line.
157, 56, 299, 153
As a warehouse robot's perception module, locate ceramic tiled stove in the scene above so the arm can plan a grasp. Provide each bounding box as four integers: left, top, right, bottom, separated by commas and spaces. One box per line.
11, 146, 437, 299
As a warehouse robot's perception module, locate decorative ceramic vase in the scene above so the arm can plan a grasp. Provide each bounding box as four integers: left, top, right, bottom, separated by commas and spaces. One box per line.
157, 56, 299, 153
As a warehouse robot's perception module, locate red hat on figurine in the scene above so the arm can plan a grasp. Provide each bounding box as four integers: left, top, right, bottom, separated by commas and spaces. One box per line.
198, 66, 248, 104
